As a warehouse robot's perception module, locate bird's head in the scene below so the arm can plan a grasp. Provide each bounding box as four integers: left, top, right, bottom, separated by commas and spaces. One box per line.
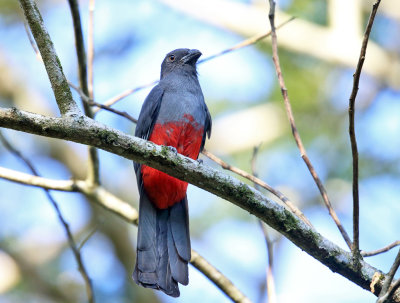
160, 48, 202, 79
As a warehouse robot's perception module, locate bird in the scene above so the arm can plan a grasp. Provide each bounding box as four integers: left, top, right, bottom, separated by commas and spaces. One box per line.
133, 48, 212, 297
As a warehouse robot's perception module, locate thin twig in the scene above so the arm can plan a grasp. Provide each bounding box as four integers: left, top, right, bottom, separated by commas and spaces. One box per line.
348, 0, 381, 259
0, 132, 94, 303
259, 222, 277, 303
23, 20, 42, 62
0, 165, 251, 303
362, 241, 400, 258
78, 226, 98, 250
67, 0, 91, 116
198, 16, 295, 64
67, 0, 100, 186
252, 146, 278, 303
191, 250, 252, 303
267, 0, 352, 249
94, 17, 295, 112
377, 248, 400, 303
203, 149, 312, 228
88, 0, 95, 100
19, 0, 81, 115
384, 279, 400, 303
69, 82, 137, 123
93, 80, 159, 113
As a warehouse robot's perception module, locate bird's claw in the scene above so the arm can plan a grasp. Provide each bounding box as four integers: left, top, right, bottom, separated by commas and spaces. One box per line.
166, 146, 178, 154
197, 159, 203, 165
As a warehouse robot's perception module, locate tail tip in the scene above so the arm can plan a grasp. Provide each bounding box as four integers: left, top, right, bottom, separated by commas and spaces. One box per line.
132, 268, 181, 297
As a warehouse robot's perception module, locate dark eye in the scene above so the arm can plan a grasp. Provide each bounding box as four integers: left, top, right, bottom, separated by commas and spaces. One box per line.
168, 55, 175, 62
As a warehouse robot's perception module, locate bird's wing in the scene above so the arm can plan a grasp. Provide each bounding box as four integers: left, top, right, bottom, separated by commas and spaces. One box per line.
200, 104, 212, 152
134, 84, 164, 174
135, 84, 164, 140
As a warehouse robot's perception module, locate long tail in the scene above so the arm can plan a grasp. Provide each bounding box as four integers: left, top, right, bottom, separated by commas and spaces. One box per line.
133, 191, 191, 297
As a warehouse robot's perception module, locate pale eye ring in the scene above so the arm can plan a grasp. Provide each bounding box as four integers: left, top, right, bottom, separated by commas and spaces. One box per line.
168, 55, 175, 62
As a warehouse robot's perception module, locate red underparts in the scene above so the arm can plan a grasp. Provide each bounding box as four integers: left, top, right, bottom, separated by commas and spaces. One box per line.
141, 114, 204, 209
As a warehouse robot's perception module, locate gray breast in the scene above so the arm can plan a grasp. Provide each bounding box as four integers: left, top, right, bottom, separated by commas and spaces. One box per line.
157, 73, 206, 126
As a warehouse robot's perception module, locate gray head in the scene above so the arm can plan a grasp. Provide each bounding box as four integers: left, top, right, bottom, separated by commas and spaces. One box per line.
160, 48, 202, 79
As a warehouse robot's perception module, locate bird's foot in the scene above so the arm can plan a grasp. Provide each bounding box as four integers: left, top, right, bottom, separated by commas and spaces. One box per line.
166, 146, 178, 154
197, 158, 203, 165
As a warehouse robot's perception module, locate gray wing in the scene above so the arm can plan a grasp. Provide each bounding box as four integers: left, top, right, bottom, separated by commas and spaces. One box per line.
134, 84, 164, 176
200, 104, 212, 152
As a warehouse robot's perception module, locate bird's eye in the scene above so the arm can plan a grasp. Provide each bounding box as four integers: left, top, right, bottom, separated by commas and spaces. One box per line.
168, 55, 175, 62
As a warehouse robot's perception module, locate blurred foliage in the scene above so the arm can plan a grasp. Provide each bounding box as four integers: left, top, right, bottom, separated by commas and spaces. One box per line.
283, 0, 328, 26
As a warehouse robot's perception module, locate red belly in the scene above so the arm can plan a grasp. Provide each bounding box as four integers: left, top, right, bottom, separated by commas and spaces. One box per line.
141, 115, 203, 209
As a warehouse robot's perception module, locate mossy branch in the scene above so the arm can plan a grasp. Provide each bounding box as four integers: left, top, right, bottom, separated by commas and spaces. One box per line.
0, 106, 398, 302
18, 0, 81, 116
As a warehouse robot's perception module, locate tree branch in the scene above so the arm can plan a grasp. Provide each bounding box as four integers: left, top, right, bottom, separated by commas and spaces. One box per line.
67, 0, 100, 185
67, 0, 91, 115
267, 0, 352, 250
18, 0, 81, 116
87, 0, 95, 101
203, 149, 312, 228
0, 165, 251, 303
69, 82, 137, 123
198, 16, 295, 64
348, 0, 381, 260
0, 132, 94, 303
190, 250, 252, 303
94, 80, 159, 113
377, 249, 400, 303
251, 146, 277, 303
362, 241, 400, 258
0, 107, 398, 301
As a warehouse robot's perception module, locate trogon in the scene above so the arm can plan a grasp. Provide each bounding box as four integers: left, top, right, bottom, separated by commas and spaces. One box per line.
133, 48, 212, 297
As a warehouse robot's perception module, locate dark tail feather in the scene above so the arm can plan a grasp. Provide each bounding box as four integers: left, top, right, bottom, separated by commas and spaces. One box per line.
133, 194, 190, 297
168, 198, 190, 285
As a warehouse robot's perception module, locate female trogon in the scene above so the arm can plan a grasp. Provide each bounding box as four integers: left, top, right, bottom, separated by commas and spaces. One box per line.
133, 48, 212, 297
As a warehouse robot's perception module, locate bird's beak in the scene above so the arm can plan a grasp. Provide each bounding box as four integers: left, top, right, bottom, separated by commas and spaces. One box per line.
181, 49, 202, 64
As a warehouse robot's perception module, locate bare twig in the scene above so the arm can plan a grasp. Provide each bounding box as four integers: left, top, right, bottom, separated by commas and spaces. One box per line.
0, 166, 251, 303
0, 132, 94, 303
384, 279, 400, 303
94, 17, 295, 112
67, 0, 91, 115
203, 149, 312, 228
267, 0, 352, 249
18, 0, 81, 115
191, 250, 252, 303
198, 16, 295, 64
251, 146, 277, 303
259, 222, 277, 303
348, 0, 381, 259
377, 248, 400, 303
362, 241, 400, 258
23, 20, 42, 62
67, 0, 100, 185
78, 226, 98, 250
69, 82, 137, 123
94, 80, 159, 113
88, 0, 95, 100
